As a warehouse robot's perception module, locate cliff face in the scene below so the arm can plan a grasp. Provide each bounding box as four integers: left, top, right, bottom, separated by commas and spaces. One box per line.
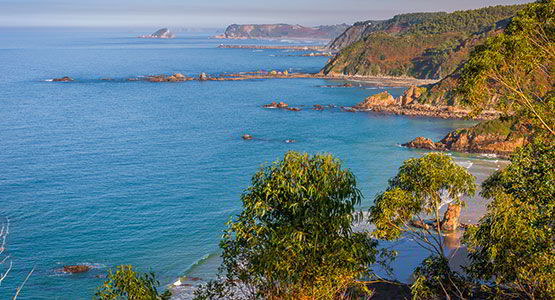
218, 24, 349, 40
322, 5, 523, 79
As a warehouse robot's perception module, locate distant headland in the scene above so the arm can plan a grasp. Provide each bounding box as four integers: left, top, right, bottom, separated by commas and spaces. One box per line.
213, 24, 349, 41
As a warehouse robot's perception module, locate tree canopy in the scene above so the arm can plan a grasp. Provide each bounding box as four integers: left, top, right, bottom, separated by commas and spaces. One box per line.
464, 139, 555, 299
195, 151, 377, 300
457, 0, 555, 136
95, 265, 171, 300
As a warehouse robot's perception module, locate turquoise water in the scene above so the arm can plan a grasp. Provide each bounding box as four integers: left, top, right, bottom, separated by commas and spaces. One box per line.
0, 29, 485, 299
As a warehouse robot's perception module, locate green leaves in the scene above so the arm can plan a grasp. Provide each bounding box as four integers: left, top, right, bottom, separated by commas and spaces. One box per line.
464, 139, 555, 299
457, 0, 555, 136
195, 151, 377, 299
369, 153, 476, 241
95, 265, 171, 300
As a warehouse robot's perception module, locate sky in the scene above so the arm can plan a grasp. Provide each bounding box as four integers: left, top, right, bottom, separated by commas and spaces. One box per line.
0, 0, 534, 28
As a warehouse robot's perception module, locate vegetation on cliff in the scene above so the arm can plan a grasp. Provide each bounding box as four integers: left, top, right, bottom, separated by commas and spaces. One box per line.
323, 4, 524, 79
457, 0, 555, 136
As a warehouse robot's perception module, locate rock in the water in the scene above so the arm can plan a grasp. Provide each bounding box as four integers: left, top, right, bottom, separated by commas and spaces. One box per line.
242, 134, 253, 140
402, 137, 445, 151
441, 204, 461, 232
199, 73, 208, 80
63, 265, 90, 273
139, 28, 175, 39
52, 76, 74, 82
354, 91, 396, 109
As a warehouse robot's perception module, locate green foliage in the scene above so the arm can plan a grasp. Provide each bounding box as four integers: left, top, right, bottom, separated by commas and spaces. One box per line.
464, 139, 555, 299
370, 153, 476, 241
369, 153, 476, 300
324, 4, 524, 79
411, 256, 474, 300
95, 265, 171, 300
194, 152, 377, 300
457, 0, 555, 136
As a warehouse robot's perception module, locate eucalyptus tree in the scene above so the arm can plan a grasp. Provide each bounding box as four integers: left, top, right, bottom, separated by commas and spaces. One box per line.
195, 151, 377, 300
457, 0, 555, 136
464, 139, 555, 300
368, 153, 476, 299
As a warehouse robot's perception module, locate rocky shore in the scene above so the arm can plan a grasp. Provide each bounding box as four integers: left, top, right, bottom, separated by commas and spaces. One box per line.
402, 117, 530, 158
351, 88, 499, 120
50, 71, 435, 87
217, 44, 325, 51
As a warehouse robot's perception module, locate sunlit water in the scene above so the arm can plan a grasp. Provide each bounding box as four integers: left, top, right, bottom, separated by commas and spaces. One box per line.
0, 29, 504, 299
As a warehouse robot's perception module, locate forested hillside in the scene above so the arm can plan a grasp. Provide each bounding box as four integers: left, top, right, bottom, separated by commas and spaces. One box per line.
323, 5, 524, 79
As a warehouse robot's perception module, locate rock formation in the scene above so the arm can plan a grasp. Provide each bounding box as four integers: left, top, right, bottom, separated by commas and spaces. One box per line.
403, 117, 531, 158
354, 91, 396, 109
441, 204, 461, 232
63, 265, 90, 273
139, 28, 175, 39
52, 76, 74, 82
242, 134, 253, 140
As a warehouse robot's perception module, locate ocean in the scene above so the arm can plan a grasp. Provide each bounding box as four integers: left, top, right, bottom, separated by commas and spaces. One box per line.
0, 29, 503, 299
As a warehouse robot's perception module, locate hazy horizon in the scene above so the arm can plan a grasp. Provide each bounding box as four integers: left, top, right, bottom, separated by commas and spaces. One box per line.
0, 0, 534, 28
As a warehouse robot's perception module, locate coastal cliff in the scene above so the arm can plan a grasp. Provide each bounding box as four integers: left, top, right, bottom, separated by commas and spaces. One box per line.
215, 24, 349, 40
322, 5, 523, 79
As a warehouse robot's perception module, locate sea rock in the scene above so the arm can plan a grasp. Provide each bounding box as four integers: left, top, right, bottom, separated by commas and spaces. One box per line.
286, 107, 301, 111
263, 101, 289, 109
199, 73, 208, 81
52, 76, 74, 82
63, 265, 91, 273
354, 91, 396, 109
139, 28, 175, 39
242, 134, 253, 140
402, 137, 445, 151
400, 85, 423, 106
441, 204, 461, 232
312, 104, 324, 111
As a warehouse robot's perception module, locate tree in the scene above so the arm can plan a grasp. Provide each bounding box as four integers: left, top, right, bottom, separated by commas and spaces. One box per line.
95, 265, 171, 300
457, 0, 555, 136
464, 139, 555, 300
368, 153, 476, 299
194, 152, 377, 300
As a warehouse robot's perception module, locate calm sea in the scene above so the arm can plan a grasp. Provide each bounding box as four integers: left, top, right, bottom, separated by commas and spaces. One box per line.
0, 29, 502, 299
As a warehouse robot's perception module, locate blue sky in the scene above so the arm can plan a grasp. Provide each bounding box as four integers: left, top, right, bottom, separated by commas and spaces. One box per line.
0, 0, 533, 28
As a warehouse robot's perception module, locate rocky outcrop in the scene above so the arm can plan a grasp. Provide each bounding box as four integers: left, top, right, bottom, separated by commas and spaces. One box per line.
139, 28, 175, 39
145, 73, 191, 82
441, 204, 461, 232
242, 134, 253, 140
63, 265, 90, 273
216, 24, 349, 40
403, 117, 531, 157
402, 137, 445, 151
350, 86, 499, 120
354, 91, 396, 109
52, 76, 74, 82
